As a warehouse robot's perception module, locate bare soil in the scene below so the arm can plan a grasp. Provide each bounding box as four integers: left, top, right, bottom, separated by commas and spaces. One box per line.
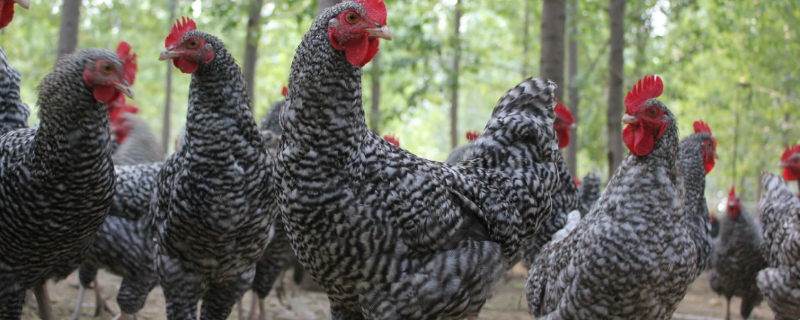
21, 264, 774, 320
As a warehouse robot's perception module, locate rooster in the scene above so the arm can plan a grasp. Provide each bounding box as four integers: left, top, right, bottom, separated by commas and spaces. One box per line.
444, 130, 479, 163
152, 17, 275, 320
275, 1, 559, 318
521, 100, 579, 266
757, 172, 800, 320
709, 186, 765, 320
527, 75, 703, 319
779, 144, 800, 192
680, 119, 718, 275
576, 172, 600, 216
0, 45, 134, 320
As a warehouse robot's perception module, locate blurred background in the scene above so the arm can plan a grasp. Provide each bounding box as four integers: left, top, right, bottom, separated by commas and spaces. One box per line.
2, 0, 798, 211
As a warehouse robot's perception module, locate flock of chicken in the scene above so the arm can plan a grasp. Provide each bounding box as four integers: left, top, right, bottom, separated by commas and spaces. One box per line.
0, 0, 798, 320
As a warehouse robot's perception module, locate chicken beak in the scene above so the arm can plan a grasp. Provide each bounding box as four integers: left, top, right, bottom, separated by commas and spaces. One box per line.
367, 25, 393, 41
569, 123, 577, 130
621, 114, 639, 125
114, 81, 135, 99
159, 48, 182, 61
778, 161, 787, 168
14, 0, 29, 9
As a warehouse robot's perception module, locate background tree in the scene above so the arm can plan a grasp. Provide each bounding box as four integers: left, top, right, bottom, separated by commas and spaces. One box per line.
244, 0, 265, 109
540, 0, 566, 99
56, 0, 81, 61
566, 0, 579, 175
606, 0, 625, 177
450, 0, 463, 149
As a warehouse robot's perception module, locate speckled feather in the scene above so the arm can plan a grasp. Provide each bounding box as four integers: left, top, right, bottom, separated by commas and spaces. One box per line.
150, 29, 274, 320
679, 132, 714, 275
708, 205, 765, 318
259, 99, 285, 136
0, 45, 29, 136
0, 49, 118, 319
576, 172, 600, 216
757, 172, 800, 320
526, 98, 700, 320
275, 3, 559, 319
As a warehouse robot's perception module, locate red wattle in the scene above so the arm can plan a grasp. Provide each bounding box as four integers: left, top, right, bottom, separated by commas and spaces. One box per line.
93, 86, 119, 104
344, 35, 370, 67
623, 125, 655, 156
0, 3, 14, 29
556, 129, 570, 149
175, 57, 198, 74
704, 160, 715, 175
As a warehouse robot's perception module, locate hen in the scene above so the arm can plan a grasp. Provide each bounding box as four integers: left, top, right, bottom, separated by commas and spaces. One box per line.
108, 98, 164, 165
757, 171, 800, 320
576, 172, 600, 216
444, 130, 479, 163
0, 45, 134, 320
709, 186, 765, 320
259, 86, 287, 135
152, 17, 274, 320
0, 45, 29, 136
275, 1, 559, 319
779, 144, 800, 192
527, 75, 702, 319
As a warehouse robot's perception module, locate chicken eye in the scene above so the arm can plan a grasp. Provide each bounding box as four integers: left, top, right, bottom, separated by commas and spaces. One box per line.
101, 63, 113, 75
646, 107, 658, 116
345, 12, 359, 23
554, 118, 563, 126
187, 39, 200, 49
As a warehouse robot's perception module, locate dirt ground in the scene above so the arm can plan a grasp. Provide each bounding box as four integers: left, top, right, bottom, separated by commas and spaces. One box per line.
22, 264, 775, 320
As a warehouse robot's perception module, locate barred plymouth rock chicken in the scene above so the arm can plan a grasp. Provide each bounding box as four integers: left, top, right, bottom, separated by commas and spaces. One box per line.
576, 172, 600, 216
444, 130, 479, 163
0, 45, 134, 320
680, 119, 718, 275
757, 172, 800, 320
0, 46, 29, 136
709, 186, 765, 320
527, 75, 702, 319
779, 144, 800, 192
152, 17, 274, 320
275, 1, 559, 318
108, 98, 164, 165
259, 86, 287, 135
521, 100, 579, 266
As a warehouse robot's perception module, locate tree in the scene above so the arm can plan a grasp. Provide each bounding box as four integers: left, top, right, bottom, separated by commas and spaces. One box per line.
606, 0, 625, 177
244, 0, 265, 109
450, 0, 463, 149
521, 0, 531, 78
56, 0, 81, 61
540, 0, 566, 99
163, 0, 177, 155
566, 0, 578, 176
318, 0, 342, 15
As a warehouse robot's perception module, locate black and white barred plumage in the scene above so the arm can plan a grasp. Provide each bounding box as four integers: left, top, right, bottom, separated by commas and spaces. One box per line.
259, 99, 285, 136
757, 172, 800, 320
709, 205, 765, 319
526, 97, 700, 319
151, 29, 274, 320
576, 172, 600, 216
275, 3, 559, 319
0, 45, 29, 136
0, 49, 120, 319
679, 132, 714, 275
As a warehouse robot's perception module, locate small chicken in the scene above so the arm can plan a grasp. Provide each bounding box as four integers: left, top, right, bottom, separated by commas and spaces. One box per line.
576, 172, 600, 216
444, 130, 479, 163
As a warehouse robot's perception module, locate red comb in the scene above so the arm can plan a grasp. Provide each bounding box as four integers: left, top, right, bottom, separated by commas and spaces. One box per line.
165, 17, 197, 48
465, 130, 480, 141
355, 0, 387, 25
782, 144, 800, 162
624, 75, 663, 113
573, 177, 580, 186
282, 86, 288, 97
693, 120, 716, 149
382, 134, 399, 147
728, 185, 737, 202
554, 99, 573, 123
116, 41, 137, 85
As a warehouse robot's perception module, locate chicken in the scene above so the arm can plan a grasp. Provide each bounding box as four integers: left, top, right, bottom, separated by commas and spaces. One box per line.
710, 213, 720, 238
779, 144, 800, 192
680, 119, 718, 275
259, 86, 286, 135
520, 100, 579, 266
382, 133, 399, 146
0, 0, 28, 29
576, 172, 600, 216
0, 45, 135, 320
527, 75, 702, 319
0, 46, 29, 136
152, 17, 274, 320
757, 172, 800, 320
275, 1, 559, 318
709, 186, 766, 320
108, 98, 164, 165
444, 130, 479, 163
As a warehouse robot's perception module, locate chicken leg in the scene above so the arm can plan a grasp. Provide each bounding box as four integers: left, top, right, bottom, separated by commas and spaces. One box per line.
70, 285, 88, 320
32, 283, 54, 320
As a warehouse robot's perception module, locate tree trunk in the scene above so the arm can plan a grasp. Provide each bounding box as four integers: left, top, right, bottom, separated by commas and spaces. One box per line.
317, 0, 342, 15
521, 0, 531, 78
450, 0, 463, 149
540, 0, 566, 99
566, 0, 578, 176
369, 53, 381, 135
56, 0, 81, 61
163, 0, 176, 154
244, 0, 265, 109
606, 0, 625, 178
